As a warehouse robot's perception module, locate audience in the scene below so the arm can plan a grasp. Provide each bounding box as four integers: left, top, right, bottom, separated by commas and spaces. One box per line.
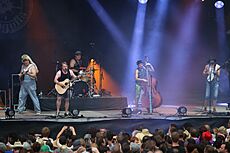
1, 122, 230, 153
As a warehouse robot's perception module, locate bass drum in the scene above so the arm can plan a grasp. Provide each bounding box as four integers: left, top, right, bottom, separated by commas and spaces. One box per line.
73, 81, 89, 97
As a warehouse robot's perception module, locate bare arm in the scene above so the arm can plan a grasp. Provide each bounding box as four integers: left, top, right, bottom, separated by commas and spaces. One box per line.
56, 126, 69, 139
69, 126, 76, 136
54, 71, 61, 84
54, 71, 65, 87
203, 65, 209, 76
70, 70, 77, 79
70, 59, 78, 73
216, 65, 221, 77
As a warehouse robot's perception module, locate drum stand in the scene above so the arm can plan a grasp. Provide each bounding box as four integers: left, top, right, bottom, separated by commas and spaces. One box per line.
88, 68, 96, 97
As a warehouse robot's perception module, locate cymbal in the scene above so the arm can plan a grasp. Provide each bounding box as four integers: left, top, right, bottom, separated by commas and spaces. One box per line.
79, 67, 87, 70
86, 69, 99, 72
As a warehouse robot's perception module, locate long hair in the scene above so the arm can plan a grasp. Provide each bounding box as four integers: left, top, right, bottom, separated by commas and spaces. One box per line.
21, 54, 39, 73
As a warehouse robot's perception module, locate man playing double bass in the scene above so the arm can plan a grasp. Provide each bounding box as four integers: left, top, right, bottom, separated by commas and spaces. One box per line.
135, 60, 148, 113
135, 59, 161, 114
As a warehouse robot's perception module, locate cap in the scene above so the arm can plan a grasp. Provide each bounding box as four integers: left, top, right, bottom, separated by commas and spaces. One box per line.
75, 51, 82, 55
40, 145, 53, 152
84, 134, 91, 140
136, 60, 143, 65
208, 58, 216, 64
23, 142, 32, 150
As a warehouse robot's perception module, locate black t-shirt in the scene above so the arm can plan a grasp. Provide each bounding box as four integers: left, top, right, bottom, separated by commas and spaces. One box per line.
57, 70, 71, 82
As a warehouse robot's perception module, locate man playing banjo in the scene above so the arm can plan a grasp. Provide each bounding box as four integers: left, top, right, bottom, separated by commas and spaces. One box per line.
203, 58, 221, 112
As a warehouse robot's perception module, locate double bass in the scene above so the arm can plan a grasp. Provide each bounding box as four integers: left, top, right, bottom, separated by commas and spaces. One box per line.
141, 58, 162, 111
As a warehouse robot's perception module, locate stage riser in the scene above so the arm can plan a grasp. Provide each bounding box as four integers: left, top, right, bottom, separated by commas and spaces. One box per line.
0, 118, 230, 138
27, 97, 128, 111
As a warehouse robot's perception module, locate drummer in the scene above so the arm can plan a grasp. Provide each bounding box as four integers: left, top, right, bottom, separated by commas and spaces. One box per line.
69, 50, 87, 76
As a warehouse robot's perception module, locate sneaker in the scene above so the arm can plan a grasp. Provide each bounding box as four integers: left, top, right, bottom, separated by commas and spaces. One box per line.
56, 112, 60, 117
64, 112, 72, 117
35, 112, 41, 115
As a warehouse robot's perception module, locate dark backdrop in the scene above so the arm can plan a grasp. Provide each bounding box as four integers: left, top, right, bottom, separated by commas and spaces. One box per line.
0, 0, 229, 105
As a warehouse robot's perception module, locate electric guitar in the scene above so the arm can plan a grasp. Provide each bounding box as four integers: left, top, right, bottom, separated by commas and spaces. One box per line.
19, 64, 36, 81
55, 78, 79, 94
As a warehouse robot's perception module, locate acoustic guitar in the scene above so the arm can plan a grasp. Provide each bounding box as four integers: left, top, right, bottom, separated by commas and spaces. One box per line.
55, 78, 79, 94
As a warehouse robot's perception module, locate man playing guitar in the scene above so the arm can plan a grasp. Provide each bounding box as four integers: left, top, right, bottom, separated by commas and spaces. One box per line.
18, 54, 41, 114
203, 58, 221, 112
54, 62, 77, 117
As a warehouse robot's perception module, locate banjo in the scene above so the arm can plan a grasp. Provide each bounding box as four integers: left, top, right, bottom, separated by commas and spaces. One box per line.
206, 64, 220, 82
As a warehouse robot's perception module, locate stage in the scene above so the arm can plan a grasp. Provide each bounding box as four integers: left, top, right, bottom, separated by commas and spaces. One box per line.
1, 104, 230, 138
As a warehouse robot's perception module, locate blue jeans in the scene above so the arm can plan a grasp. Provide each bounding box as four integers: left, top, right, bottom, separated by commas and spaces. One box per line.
18, 75, 41, 112
135, 84, 145, 110
205, 80, 219, 101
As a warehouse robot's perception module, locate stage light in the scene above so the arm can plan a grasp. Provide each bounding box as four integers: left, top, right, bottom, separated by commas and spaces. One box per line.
177, 106, 187, 116
5, 108, 15, 119
122, 108, 132, 117
214, 1, 224, 9
138, 0, 148, 4
71, 109, 80, 117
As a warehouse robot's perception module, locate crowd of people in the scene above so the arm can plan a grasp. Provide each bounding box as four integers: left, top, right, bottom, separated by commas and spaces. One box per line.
1, 121, 230, 153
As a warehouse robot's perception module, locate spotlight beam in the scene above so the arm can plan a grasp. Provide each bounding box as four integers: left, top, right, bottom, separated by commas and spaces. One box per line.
215, 7, 229, 62
144, 0, 169, 67
162, 2, 201, 103
122, 2, 147, 104
87, 0, 129, 50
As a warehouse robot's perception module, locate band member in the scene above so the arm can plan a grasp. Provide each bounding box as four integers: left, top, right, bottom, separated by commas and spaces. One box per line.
54, 62, 77, 117
135, 60, 148, 112
18, 54, 41, 114
203, 58, 221, 112
69, 51, 86, 75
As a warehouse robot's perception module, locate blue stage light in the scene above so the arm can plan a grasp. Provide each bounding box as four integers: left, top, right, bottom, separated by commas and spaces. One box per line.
5, 108, 15, 119
177, 106, 187, 116
122, 108, 132, 117
214, 1, 224, 9
138, 0, 148, 4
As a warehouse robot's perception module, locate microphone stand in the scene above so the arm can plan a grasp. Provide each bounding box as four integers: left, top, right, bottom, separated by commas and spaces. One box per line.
146, 67, 153, 114
47, 61, 60, 97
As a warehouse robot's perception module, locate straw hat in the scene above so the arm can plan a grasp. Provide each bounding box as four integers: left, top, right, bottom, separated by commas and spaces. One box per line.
135, 128, 153, 141
12, 141, 23, 148
142, 129, 153, 136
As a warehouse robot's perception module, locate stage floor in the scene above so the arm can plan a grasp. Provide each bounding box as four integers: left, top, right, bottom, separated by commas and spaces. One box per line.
1, 104, 230, 122
1, 104, 230, 137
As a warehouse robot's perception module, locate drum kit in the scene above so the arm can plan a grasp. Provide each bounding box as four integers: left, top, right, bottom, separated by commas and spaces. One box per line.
72, 67, 99, 98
